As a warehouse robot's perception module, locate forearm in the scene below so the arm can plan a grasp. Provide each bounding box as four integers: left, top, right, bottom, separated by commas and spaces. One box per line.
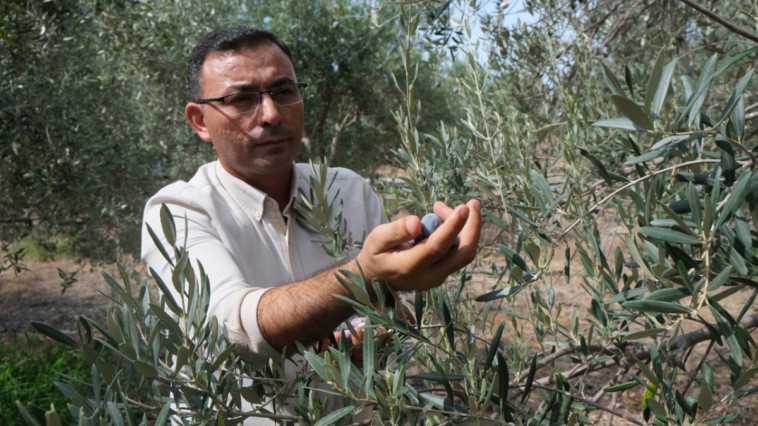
256, 259, 362, 350
255, 200, 481, 352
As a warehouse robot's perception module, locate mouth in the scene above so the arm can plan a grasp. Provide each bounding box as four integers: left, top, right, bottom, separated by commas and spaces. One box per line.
256, 138, 287, 148
255, 138, 287, 147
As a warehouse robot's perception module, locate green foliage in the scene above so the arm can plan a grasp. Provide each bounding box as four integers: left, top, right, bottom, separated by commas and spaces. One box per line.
380, 0, 758, 424
1, 333, 91, 426
0, 0, 223, 262
16, 0, 758, 425
255, 0, 457, 170
0, 0, 455, 266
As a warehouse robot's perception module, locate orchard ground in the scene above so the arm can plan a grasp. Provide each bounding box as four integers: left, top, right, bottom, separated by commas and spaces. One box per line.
2, 216, 758, 424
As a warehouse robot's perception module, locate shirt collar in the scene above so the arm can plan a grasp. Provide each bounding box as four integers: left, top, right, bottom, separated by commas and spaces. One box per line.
283, 163, 301, 217
215, 161, 300, 222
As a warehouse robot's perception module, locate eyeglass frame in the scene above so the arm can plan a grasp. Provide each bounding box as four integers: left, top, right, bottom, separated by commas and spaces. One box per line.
196, 83, 309, 113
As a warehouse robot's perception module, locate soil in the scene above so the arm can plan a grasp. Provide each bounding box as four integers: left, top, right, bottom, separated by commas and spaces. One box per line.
0, 258, 145, 346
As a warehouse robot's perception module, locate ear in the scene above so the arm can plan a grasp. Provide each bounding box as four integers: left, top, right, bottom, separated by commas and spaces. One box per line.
185, 102, 212, 142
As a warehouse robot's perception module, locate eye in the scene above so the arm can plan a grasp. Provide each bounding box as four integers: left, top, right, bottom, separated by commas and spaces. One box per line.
225, 93, 257, 105
274, 87, 295, 96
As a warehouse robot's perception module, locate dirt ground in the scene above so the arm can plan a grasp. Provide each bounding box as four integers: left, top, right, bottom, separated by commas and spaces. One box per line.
0, 258, 145, 346
3, 216, 758, 424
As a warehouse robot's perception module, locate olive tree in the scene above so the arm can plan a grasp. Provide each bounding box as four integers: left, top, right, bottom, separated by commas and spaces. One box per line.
19, 0, 758, 425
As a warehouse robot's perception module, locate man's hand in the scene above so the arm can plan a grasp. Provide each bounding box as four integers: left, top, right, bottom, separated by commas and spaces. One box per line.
257, 200, 479, 351
356, 200, 481, 292
321, 325, 367, 368
321, 306, 413, 368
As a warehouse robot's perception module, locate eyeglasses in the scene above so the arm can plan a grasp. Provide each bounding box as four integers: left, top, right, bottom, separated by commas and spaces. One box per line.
197, 83, 308, 115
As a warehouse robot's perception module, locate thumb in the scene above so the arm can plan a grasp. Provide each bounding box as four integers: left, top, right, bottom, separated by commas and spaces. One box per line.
365, 216, 420, 253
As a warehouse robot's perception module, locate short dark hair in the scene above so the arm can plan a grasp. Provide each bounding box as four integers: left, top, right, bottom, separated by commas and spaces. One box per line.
187, 25, 296, 101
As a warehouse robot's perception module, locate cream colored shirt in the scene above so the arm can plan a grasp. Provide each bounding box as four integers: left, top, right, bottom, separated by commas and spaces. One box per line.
142, 161, 386, 361
141, 161, 386, 422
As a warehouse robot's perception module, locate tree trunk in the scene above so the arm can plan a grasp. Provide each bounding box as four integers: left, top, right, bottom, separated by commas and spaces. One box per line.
329, 110, 358, 165
305, 93, 333, 159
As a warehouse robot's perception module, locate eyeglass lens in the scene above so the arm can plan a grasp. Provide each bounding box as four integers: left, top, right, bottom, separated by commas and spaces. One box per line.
222, 85, 303, 114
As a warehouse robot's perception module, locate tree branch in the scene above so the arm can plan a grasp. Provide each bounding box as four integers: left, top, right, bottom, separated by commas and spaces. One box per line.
516, 383, 646, 426
329, 109, 359, 164
560, 159, 721, 240
510, 312, 758, 398
0, 217, 33, 224
596, 0, 647, 54
679, 0, 758, 44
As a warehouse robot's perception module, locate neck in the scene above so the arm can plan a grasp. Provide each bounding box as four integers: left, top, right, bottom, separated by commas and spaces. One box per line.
219, 160, 293, 214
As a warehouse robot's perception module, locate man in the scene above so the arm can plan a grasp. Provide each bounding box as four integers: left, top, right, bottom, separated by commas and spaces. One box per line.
141, 25, 481, 422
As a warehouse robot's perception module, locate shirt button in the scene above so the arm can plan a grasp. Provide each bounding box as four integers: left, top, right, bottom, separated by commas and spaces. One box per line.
265, 200, 274, 208
254, 210, 262, 219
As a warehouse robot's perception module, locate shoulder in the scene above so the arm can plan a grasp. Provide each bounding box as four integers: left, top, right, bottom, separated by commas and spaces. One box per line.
327, 166, 365, 182
294, 163, 369, 187
145, 162, 223, 211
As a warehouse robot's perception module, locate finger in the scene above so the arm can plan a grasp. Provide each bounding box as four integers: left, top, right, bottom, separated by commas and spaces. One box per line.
364, 215, 420, 254
433, 201, 456, 221
456, 199, 482, 247
399, 203, 475, 285
420, 204, 470, 261
432, 199, 482, 268
377, 326, 390, 345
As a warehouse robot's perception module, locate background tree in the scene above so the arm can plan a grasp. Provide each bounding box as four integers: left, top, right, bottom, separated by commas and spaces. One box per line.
0, 0, 222, 265
247, 0, 458, 170
0, 0, 456, 272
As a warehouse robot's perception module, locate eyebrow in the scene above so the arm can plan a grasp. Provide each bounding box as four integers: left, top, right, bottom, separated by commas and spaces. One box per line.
225, 77, 297, 95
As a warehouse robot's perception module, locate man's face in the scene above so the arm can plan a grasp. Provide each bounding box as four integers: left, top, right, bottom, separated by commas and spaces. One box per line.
188, 43, 303, 180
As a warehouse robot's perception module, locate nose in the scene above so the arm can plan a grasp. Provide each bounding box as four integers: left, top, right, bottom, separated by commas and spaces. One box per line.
255, 92, 281, 126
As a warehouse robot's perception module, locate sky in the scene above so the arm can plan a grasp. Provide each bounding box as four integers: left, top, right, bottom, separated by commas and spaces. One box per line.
461, 0, 538, 64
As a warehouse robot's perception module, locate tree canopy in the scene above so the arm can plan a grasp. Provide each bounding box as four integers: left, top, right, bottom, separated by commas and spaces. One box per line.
0, 0, 456, 266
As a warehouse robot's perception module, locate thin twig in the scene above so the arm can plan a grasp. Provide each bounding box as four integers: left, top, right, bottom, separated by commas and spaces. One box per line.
560, 159, 721, 240
513, 383, 646, 426
606, 392, 619, 426
679, 0, 758, 44
681, 340, 715, 395
512, 313, 758, 397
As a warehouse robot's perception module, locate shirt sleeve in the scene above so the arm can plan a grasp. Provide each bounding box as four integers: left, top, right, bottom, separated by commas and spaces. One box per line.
364, 178, 389, 228
141, 188, 281, 367
223, 287, 282, 366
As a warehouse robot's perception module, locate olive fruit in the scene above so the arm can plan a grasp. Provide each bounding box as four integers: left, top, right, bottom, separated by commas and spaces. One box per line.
332, 21, 340, 29
415, 213, 458, 246
453, 87, 459, 93
419, 213, 441, 240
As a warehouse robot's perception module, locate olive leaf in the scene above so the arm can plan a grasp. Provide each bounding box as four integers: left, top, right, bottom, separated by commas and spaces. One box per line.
611, 95, 655, 131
